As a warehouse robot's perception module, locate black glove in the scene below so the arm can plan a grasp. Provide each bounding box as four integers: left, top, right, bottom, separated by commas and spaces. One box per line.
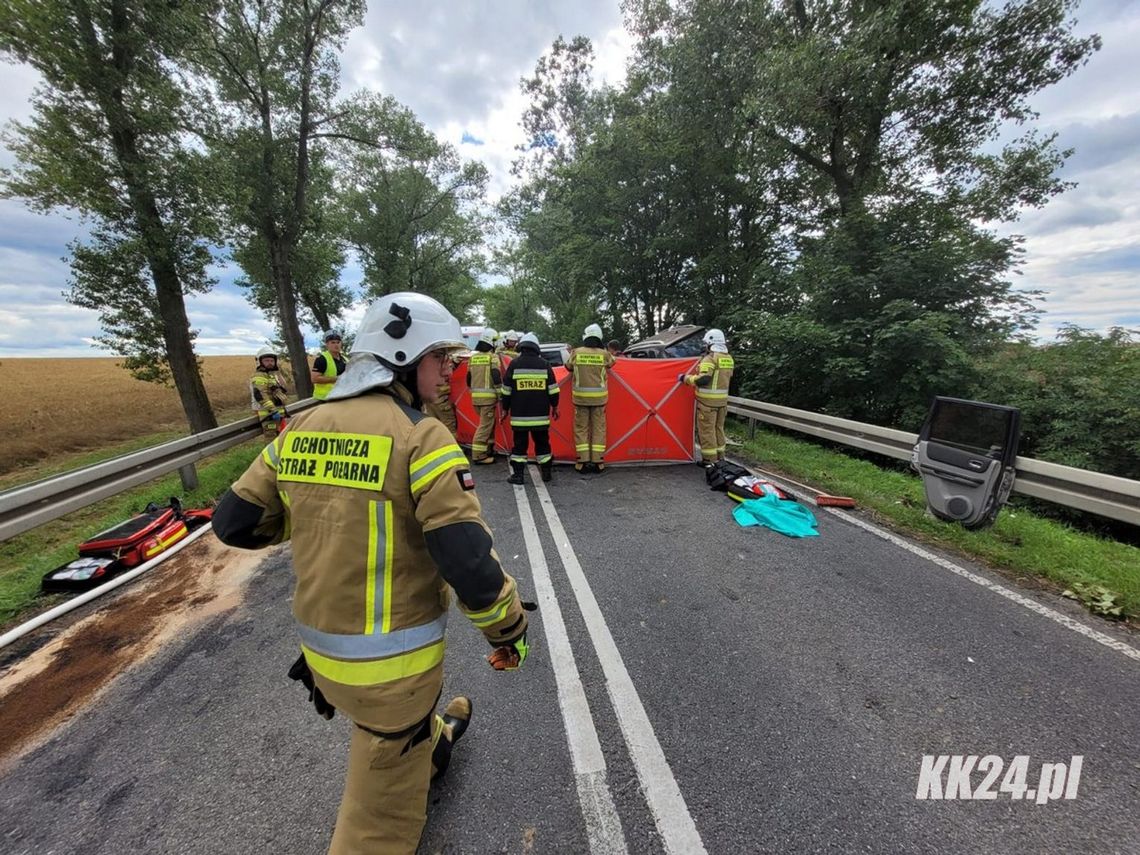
287, 653, 336, 720
677, 373, 687, 384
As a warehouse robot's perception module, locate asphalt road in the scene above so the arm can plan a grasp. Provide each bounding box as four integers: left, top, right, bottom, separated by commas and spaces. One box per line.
1, 463, 1138, 854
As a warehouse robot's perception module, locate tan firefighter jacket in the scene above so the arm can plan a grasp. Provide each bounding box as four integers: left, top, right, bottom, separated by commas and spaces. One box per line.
466, 350, 504, 406
566, 346, 615, 407
685, 350, 734, 407
226, 383, 527, 732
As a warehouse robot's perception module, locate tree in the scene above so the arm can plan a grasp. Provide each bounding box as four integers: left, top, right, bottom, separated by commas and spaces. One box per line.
1, 0, 220, 431
196, 0, 365, 398
232, 155, 352, 336
336, 96, 489, 319
624, 0, 1099, 425
481, 241, 553, 339
974, 326, 1140, 479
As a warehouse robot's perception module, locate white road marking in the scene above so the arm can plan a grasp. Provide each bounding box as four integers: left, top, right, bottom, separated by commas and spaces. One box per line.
817, 503, 1140, 664
528, 470, 709, 855
512, 484, 629, 855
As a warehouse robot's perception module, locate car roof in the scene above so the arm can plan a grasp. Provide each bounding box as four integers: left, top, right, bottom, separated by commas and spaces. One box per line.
626, 324, 704, 350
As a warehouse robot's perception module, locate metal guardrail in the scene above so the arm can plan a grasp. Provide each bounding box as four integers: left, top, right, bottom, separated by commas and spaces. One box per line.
0, 399, 318, 543
728, 396, 1140, 527
1, 395, 1135, 540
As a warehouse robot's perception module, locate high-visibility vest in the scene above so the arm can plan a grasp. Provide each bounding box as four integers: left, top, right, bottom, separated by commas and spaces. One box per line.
313, 349, 341, 400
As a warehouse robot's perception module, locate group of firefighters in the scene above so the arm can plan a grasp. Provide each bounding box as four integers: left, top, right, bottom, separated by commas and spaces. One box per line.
249, 322, 735, 473
222, 292, 735, 854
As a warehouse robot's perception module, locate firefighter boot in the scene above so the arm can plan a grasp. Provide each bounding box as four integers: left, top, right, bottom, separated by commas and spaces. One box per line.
540, 461, 553, 482
432, 696, 472, 780
508, 461, 525, 485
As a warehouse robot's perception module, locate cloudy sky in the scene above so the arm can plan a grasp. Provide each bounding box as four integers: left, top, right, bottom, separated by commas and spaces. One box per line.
0, 0, 1136, 358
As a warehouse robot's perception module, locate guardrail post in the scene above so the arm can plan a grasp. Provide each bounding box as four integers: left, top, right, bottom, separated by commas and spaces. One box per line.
748, 417, 757, 440
178, 463, 199, 492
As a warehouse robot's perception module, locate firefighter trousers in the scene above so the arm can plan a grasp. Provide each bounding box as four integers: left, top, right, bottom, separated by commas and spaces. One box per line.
471, 404, 497, 459
573, 404, 607, 463
510, 427, 552, 465
328, 711, 456, 855
696, 403, 728, 463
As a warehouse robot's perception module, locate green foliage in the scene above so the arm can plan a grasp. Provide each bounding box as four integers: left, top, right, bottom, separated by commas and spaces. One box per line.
506, 0, 1101, 434
974, 326, 1140, 479
336, 94, 489, 316
67, 223, 213, 384
193, 0, 367, 396
731, 421, 1140, 621
0, 0, 221, 417
0, 439, 262, 626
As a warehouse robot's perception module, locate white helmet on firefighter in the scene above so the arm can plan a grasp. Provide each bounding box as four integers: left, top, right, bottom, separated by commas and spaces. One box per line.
583, 323, 603, 341
703, 328, 728, 353
353, 292, 465, 367
518, 332, 540, 352
329, 292, 464, 401
480, 327, 498, 346
256, 346, 277, 364
505, 330, 520, 344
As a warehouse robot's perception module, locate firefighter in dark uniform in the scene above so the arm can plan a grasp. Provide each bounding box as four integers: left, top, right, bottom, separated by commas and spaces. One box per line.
212, 292, 534, 855
463, 328, 503, 464
679, 328, 735, 465
502, 332, 560, 484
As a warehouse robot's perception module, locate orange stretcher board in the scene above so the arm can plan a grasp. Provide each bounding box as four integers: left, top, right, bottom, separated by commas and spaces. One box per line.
451, 356, 701, 464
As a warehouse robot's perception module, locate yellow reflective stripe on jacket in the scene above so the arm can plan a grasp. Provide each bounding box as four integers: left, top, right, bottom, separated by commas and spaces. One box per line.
468, 598, 511, 628
364, 500, 394, 634
409, 444, 467, 494
301, 639, 445, 687
277, 431, 392, 491
510, 417, 551, 428
467, 577, 517, 628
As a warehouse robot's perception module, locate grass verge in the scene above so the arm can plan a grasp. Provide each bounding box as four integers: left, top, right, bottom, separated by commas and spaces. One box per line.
729, 421, 1140, 623
0, 439, 263, 630
0, 405, 253, 491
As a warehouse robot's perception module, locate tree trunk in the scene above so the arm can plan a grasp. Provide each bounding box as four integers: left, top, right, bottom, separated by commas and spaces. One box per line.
79, 0, 217, 434
267, 235, 314, 398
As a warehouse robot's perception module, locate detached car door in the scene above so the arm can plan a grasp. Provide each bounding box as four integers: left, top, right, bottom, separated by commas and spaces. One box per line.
912, 397, 1021, 529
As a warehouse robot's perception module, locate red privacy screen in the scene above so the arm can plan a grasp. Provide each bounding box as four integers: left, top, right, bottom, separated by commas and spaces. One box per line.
450, 357, 700, 465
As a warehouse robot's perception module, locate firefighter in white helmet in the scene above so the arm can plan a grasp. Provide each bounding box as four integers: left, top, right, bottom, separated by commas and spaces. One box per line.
422, 338, 462, 440
461, 327, 504, 463
213, 292, 534, 854
566, 322, 615, 472
501, 330, 520, 361
250, 346, 289, 435
679, 328, 735, 465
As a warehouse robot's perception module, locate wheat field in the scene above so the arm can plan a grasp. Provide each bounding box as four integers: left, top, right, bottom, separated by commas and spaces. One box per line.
0, 356, 298, 478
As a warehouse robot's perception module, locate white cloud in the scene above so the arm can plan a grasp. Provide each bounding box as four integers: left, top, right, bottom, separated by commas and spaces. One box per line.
0, 0, 1137, 358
